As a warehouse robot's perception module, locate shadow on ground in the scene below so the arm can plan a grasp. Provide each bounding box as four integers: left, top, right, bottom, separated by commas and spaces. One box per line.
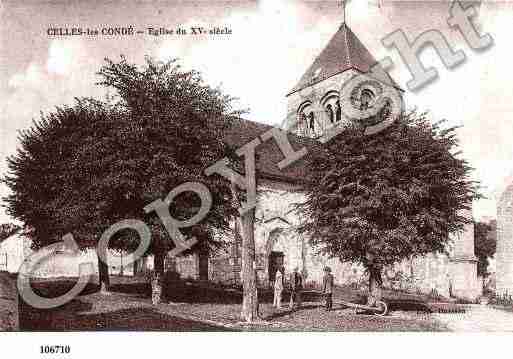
20, 301, 232, 331
18, 278, 236, 331
17, 276, 454, 331
108, 279, 323, 304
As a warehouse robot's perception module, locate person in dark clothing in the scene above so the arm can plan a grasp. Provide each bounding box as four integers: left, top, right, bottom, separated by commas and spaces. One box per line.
322, 266, 334, 311
289, 267, 303, 310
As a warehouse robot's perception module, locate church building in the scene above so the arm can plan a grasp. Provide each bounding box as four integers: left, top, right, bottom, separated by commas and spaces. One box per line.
166, 22, 482, 301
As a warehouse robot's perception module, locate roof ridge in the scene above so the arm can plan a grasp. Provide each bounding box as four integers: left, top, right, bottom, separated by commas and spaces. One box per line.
342, 23, 352, 69
287, 24, 401, 95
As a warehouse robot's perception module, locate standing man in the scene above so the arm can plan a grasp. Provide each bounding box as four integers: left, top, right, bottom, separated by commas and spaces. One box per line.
322, 266, 334, 311
289, 267, 303, 310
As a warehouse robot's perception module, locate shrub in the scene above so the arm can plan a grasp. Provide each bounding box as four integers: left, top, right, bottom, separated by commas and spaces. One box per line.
489, 292, 513, 306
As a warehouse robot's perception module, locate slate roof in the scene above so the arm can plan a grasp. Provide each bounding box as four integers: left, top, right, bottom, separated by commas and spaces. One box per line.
287, 23, 400, 96
222, 118, 317, 184
219, 25, 400, 184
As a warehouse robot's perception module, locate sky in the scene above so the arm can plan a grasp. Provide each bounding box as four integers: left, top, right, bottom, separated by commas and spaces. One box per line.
1, 0, 512, 224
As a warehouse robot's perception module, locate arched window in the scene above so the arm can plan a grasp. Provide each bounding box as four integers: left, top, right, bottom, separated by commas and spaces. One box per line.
336, 100, 341, 122
378, 100, 391, 121
308, 112, 315, 131
300, 112, 307, 132
326, 104, 334, 123
360, 89, 374, 110
321, 93, 340, 128
297, 104, 312, 136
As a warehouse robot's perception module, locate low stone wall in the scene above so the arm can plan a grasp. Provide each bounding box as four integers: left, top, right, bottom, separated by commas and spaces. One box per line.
0, 271, 19, 331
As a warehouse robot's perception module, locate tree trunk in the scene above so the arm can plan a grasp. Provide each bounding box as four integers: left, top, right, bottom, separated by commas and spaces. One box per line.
154, 252, 165, 275
136, 256, 149, 277
119, 252, 124, 276
198, 251, 209, 281
151, 251, 165, 305
233, 217, 242, 284
133, 257, 140, 276
97, 251, 110, 293
367, 267, 383, 307
240, 207, 259, 322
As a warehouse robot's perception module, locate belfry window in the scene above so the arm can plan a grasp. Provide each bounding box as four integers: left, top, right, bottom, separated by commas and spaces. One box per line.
336, 100, 341, 122
322, 94, 340, 127
308, 112, 315, 130
297, 103, 314, 137
360, 89, 374, 110
378, 100, 392, 120
326, 104, 334, 123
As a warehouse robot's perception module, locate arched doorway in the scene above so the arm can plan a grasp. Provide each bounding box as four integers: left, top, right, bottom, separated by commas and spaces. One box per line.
264, 226, 303, 287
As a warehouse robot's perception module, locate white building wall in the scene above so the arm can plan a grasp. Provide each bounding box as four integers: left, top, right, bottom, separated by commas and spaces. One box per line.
0, 235, 136, 278
496, 185, 513, 296
0, 234, 25, 273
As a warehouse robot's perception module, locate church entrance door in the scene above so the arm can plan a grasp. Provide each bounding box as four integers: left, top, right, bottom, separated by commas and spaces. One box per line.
268, 251, 284, 287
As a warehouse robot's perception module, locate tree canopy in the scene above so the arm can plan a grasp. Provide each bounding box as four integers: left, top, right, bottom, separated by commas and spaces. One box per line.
474, 220, 496, 278
298, 112, 480, 273
2, 56, 242, 258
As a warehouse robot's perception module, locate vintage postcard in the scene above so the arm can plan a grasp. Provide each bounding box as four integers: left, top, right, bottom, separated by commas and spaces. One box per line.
1, 0, 513, 356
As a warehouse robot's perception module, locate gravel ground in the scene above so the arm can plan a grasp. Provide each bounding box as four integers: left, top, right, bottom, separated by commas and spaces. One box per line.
16, 277, 449, 332
431, 304, 513, 332
19, 291, 447, 331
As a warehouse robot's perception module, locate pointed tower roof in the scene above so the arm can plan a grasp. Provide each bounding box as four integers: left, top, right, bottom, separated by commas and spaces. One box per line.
287, 23, 399, 96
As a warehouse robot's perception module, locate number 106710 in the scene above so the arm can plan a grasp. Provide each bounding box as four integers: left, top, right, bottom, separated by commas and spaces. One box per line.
40, 345, 71, 354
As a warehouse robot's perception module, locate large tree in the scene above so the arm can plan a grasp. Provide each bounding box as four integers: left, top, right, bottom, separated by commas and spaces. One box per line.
298, 112, 479, 306
3, 100, 125, 289
474, 220, 496, 279
3, 57, 241, 302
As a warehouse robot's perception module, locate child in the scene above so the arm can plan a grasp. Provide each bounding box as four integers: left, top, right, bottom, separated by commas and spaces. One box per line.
322, 266, 334, 311
273, 267, 284, 309
151, 272, 162, 305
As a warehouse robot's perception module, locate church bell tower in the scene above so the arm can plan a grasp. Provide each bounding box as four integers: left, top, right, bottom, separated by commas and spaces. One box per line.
285, 21, 402, 139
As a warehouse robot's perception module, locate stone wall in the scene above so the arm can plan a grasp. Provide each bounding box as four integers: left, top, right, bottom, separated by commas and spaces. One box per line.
496, 184, 513, 296
174, 255, 199, 280
210, 256, 238, 284
199, 179, 465, 299
380, 254, 451, 298
0, 271, 18, 331
284, 69, 402, 138
285, 70, 356, 132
